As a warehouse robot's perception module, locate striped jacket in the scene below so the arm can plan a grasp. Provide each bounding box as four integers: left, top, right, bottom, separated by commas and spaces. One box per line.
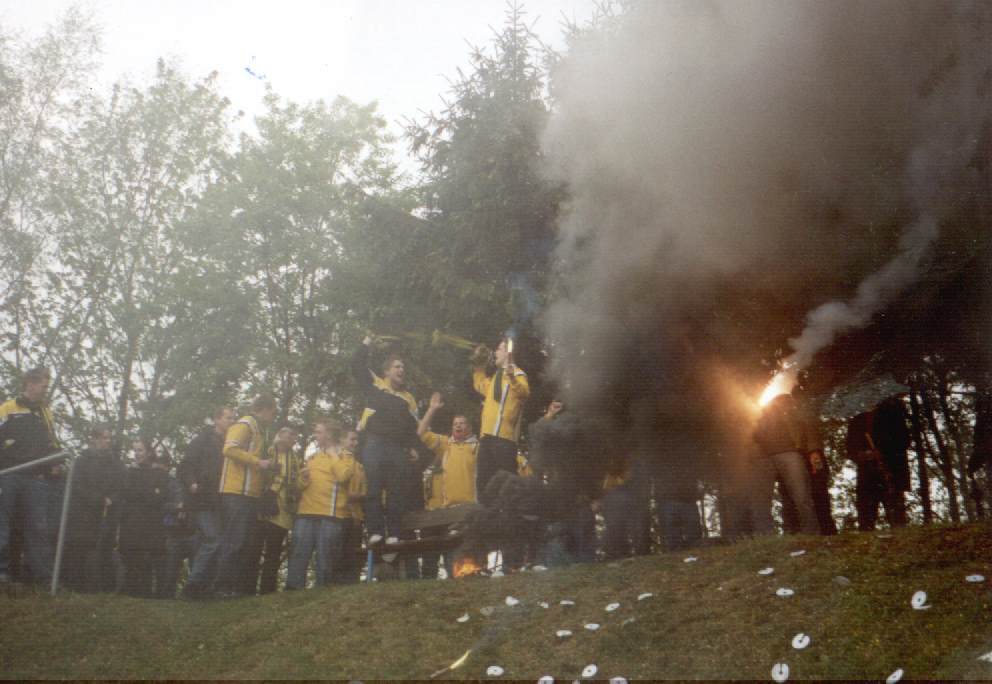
219, 415, 269, 497
297, 448, 356, 519
473, 366, 530, 443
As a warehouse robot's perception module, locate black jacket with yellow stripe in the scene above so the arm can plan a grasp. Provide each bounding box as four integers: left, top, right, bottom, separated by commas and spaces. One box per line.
0, 397, 60, 470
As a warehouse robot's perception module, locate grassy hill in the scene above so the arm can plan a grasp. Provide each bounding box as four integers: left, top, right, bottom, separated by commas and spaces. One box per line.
2, 523, 991, 680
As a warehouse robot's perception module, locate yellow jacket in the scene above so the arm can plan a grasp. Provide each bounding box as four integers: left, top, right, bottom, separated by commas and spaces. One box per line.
420, 432, 479, 508
297, 448, 356, 519
263, 447, 302, 530
473, 366, 530, 442
347, 459, 368, 521
220, 416, 269, 497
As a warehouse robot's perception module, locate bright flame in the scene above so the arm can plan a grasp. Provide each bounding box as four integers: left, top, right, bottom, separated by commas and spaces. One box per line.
758, 366, 797, 407
506, 337, 514, 356
453, 556, 483, 578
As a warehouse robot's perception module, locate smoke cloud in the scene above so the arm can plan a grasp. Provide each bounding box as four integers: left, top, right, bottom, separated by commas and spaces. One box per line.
541, 1, 991, 465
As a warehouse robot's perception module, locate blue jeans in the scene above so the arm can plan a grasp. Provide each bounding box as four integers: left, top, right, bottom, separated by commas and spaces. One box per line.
362, 434, 414, 538
184, 509, 222, 595
214, 495, 258, 594
0, 472, 55, 582
286, 516, 344, 589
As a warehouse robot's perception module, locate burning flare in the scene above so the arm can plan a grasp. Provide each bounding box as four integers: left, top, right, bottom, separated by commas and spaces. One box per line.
758, 365, 797, 407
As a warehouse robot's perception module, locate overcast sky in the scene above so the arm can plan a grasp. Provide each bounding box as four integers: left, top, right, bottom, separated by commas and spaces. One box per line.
2, 0, 596, 168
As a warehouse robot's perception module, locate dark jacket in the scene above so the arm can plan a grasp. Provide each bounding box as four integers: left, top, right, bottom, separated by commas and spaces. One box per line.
178, 428, 225, 511
163, 476, 195, 536
754, 395, 823, 457
119, 464, 169, 552
0, 397, 60, 470
969, 391, 992, 475
848, 399, 911, 492
351, 345, 420, 450
67, 447, 126, 546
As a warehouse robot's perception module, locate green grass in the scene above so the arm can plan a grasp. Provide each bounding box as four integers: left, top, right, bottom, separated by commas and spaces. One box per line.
2, 523, 992, 680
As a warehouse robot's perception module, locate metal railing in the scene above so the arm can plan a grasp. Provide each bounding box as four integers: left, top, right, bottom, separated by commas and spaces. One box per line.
0, 450, 76, 596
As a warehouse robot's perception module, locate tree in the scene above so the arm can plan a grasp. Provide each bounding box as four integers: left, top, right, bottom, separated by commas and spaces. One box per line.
39, 59, 234, 444
404, 2, 564, 415
0, 6, 100, 386
187, 90, 413, 435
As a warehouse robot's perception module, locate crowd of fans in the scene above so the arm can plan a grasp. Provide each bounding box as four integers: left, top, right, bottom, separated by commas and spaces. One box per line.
0, 338, 953, 599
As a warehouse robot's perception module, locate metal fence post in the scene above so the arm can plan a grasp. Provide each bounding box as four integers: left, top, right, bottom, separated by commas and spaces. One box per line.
51, 453, 77, 596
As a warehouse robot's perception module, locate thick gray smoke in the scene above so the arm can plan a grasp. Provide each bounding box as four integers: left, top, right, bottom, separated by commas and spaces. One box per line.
541, 1, 990, 459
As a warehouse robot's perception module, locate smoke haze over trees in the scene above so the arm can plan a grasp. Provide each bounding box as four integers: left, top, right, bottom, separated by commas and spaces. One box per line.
0, 1, 990, 530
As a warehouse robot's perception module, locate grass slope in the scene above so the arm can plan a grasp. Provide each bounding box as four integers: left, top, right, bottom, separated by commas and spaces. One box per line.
2, 523, 991, 680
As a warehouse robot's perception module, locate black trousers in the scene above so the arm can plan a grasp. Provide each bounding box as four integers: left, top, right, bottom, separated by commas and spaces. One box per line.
476, 436, 518, 497
121, 547, 167, 598
249, 520, 288, 595
856, 462, 907, 531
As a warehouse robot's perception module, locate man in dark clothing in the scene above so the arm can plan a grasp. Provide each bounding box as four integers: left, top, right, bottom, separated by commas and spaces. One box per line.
752, 393, 821, 535
779, 450, 838, 536
63, 425, 125, 592
847, 396, 911, 531
0, 367, 61, 585
161, 466, 197, 599
178, 406, 235, 599
352, 337, 421, 546
119, 439, 170, 598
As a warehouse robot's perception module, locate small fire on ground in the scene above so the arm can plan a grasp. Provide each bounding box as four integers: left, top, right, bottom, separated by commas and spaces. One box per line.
453, 556, 484, 578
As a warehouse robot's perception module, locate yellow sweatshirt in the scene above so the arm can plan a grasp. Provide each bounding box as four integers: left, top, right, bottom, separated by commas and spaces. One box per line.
220, 416, 269, 497
420, 431, 479, 508
473, 366, 530, 443
297, 448, 356, 519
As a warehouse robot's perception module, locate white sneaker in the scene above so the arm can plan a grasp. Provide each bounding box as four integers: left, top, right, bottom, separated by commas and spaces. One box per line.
368, 534, 383, 545
385, 536, 399, 546
382, 552, 398, 563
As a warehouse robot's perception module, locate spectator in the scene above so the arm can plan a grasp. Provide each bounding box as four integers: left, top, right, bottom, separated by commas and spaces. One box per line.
119, 439, 169, 598
752, 393, 821, 535
214, 396, 278, 599
179, 406, 236, 600
63, 425, 124, 593
160, 454, 197, 600
472, 338, 530, 495
286, 417, 355, 589
246, 425, 301, 594
600, 453, 635, 559
417, 392, 479, 578
847, 396, 911, 531
0, 367, 61, 585
352, 336, 420, 548
335, 428, 367, 583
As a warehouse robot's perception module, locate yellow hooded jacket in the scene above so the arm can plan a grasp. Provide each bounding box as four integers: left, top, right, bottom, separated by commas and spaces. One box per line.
220, 416, 269, 497
297, 448, 356, 519
473, 366, 530, 443
420, 431, 479, 508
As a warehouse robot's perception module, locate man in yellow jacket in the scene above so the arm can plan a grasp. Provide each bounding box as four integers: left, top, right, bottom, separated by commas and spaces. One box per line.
419, 392, 479, 508
0, 367, 60, 585
286, 417, 355, 590
418, 392, 479, 579
472, 337, 530, 496
214, 395, 277, 598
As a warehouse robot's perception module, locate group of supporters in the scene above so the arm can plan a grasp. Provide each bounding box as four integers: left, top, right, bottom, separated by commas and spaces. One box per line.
0, 336, 563, 595
0, 344, 966, 597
